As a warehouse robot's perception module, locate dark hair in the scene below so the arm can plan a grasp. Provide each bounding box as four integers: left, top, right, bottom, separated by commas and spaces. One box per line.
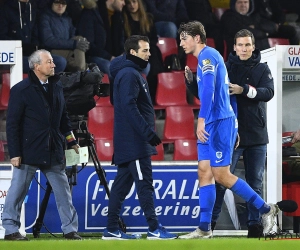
123, 0, 153, 38
124, 35, 150, 55
234, 29, 255, 45
178, 21, 206, 44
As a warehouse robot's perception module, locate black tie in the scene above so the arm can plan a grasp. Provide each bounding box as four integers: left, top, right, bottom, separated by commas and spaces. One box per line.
43, 83, 49, 92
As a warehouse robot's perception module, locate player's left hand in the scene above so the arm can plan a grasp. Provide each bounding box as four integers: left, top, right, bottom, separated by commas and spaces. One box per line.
197, 118, 209, 143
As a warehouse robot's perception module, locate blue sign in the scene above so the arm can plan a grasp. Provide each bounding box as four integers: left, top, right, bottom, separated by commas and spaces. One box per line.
24, 164, 200, 233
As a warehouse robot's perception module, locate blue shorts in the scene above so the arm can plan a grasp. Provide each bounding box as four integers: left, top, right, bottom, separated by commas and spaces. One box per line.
197, 116, 238, 167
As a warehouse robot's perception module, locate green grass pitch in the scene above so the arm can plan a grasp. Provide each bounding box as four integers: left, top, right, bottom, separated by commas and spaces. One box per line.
1, 234, 300, 250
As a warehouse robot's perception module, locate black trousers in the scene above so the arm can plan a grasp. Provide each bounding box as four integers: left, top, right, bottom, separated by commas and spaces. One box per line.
106, 156, 159, 232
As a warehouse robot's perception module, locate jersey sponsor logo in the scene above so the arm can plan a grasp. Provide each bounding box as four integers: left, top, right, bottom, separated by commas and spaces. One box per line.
202, 59, 211, 65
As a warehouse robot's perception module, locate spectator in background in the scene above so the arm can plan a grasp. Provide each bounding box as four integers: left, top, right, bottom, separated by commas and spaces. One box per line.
143, 0, 189, 38
251, 0, 299, 46
39, 0, 89, 72
66, 0, 83, 27
279, 0, 300, 22
221, 0, 270, 58
123, 0, 164, 102
97, 0, 126, 58
184, 0, 224, 56
77, 0, 113, 77
0, 0, 67, 73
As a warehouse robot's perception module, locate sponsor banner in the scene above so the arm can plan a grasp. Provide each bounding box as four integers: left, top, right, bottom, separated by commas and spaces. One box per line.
24, 165, 200, 233
283, 46, 300, 68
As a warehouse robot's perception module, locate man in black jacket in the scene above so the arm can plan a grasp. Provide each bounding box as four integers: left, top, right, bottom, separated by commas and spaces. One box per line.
211, 29, 274, 237
102, 35, 177, 240
2, 49, 81, 241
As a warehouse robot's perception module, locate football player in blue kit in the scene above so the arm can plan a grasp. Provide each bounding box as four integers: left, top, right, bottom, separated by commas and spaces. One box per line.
178, 21, 278, 239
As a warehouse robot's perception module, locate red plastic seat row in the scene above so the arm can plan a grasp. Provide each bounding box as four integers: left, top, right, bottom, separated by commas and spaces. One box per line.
94, 139, 165, 161
0, 73, 28, 110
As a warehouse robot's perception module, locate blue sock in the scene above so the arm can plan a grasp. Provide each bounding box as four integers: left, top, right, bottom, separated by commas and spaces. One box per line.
230, 178, 266, 210
258, 203, 271, 214
199, 184, 216, 231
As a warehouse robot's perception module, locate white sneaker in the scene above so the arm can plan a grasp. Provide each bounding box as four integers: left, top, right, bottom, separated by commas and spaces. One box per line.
179, 228, 213, 239
262, 203, 279, 235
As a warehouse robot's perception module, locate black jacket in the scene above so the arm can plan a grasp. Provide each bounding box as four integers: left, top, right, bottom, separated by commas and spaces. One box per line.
110, 55, 157, 164
226, 49, 274, 146
6, 71, 75, 166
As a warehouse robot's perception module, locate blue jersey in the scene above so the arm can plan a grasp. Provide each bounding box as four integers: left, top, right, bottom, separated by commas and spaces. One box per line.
197, 46, 235, 124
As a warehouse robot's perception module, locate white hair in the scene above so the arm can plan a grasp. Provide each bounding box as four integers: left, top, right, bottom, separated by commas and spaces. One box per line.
28, 49, 51, 69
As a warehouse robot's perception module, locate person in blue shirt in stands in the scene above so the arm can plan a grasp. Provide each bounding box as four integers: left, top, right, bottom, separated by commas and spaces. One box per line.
177, 21, 278, 239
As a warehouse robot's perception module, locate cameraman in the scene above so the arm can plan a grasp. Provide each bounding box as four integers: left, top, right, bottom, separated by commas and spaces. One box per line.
3, 49, 81, 241
102, 35, 177, 240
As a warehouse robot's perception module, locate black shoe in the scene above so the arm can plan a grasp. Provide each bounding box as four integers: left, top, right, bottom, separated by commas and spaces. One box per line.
64, 232, 82, 240
247, 224, 263, 238
211, 221, 216, 231
4, 232, 29, 241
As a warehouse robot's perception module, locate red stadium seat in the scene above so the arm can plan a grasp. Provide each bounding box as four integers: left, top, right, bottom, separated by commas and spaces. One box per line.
186, 54, 198, 73
88, 106, 114, 139
0, 73, 28, 110
156, 37, 178, 62
0, 140, 6, 161
206, 37, 216, 48
173, 139, 198, 161
0, 73, 10, 110
95, 139, 114, 161
163, 106, 196, 141
193, 96, 201, 107
268, 38, 290, 47
155, 72, 188, 107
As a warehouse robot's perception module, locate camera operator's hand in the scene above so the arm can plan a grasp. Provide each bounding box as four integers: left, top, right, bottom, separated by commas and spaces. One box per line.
72, 144, 80, 154
76, 39, 89, 52
149, 133, 162, 146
